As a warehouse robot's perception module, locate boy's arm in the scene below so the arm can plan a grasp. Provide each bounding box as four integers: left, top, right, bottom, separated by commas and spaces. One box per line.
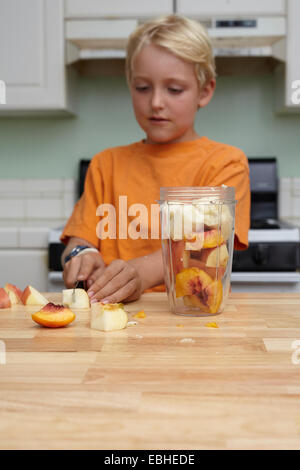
127, 249, 165, 293
86, 249, 165, 304
61, 237, 106, 287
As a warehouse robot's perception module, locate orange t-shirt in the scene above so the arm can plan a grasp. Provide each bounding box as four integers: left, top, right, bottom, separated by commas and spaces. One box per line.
61, 137, 250, 280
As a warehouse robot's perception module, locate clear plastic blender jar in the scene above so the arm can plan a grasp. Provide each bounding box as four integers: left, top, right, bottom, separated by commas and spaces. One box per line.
159, 187, 236, 316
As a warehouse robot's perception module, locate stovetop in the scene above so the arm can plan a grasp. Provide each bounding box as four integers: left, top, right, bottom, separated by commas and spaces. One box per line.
249, 218, 300, 242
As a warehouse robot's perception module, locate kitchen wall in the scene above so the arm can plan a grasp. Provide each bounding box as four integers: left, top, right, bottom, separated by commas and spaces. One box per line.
0, 72, 300, 179
0, 71, 300, 291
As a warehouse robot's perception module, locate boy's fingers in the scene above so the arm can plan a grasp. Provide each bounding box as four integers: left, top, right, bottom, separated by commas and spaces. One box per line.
94, 278, 137, 304
63, 256, 81, 287
76, 253, 104, 281
90, 277, 137, 304
89, 268, 135, 301
87, 260, 126, 296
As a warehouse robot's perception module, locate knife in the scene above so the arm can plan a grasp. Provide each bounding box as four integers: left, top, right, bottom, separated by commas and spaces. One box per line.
72, 280, 87, 302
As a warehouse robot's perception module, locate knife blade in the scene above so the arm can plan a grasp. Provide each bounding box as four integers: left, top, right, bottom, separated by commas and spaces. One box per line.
72, 280, 79, 303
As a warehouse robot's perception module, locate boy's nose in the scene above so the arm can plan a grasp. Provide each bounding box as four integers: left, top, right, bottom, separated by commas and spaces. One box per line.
151, 90, 164, 110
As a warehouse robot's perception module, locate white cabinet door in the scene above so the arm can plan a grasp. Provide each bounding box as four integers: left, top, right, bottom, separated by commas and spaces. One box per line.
0, 0, 74, 115
177, 0, 286, 17
65, 0, 173, 18
275, 0, 300, 113
285, 0, 300, 109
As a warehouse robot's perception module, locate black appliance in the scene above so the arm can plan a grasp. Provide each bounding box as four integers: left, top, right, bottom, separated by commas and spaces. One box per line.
232, 158, 300, 272
48, 159, 91, 271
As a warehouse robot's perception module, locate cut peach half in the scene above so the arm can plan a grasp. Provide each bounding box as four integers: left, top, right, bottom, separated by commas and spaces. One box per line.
175, 268, 212, 298
4, 283, 23, 304
31, 302, 75, 328
0, 288, 11, 309
183, 280, 223, 315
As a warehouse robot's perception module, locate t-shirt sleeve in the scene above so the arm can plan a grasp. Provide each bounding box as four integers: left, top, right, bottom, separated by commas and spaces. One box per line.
60, 155, 104, 247
207, 150, 251, 250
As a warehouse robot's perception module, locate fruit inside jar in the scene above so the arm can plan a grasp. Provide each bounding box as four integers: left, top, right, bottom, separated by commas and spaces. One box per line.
159, 187, 236, 317
169, 228, 232, 316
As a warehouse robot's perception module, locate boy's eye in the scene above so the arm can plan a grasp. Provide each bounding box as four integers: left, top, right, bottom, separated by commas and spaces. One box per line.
135, 86, 149, 92
168, 88, 183, 94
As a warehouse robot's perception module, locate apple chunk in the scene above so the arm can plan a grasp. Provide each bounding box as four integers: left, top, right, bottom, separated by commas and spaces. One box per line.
0, 288, 11, 309
21, 285, 48, 306
199, 244, 229, 268
90, 303, 128, 331
4, 283, 23, 304
63, 288, 90, 309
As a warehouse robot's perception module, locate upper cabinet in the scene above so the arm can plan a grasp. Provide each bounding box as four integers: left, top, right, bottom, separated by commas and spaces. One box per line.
64, 0, 173, 18
177, 0, 286, 17
0, 0, 299, 115
276, 0, 300, 112
0, 0, 75, 116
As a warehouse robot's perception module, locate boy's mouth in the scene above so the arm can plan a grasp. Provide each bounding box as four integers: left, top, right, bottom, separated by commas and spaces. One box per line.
149, 116, 169, 122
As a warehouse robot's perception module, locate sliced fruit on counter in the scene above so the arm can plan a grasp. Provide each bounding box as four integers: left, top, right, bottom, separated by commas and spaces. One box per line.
62, 288, 90, 309
0, 288, 11, 309
183, 280, 223, 314
90, 302, 128, 332
21, 285, 49, 306
4, 283, 23, 304
31, 302, 76, 328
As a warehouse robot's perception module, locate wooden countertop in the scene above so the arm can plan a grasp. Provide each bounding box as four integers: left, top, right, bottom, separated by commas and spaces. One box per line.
1, 292, 300, 450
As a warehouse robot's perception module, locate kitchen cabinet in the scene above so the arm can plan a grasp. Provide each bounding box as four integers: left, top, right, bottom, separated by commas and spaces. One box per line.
176, 0, 286, 17
0, 0, 75, 115
64, 0, 173, 19
275, 0, 300, 112
0, 249, 48, 292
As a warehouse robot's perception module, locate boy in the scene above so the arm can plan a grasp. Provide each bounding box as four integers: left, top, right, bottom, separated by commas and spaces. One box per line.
60, 15, 250, 304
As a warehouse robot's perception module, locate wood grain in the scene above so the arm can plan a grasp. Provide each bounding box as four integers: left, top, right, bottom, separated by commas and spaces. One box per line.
0, 292, 300, 450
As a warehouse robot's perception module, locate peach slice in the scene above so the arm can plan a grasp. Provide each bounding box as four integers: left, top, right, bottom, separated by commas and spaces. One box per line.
4, 283, 23, 304
199, 244, 229, 268
0, 288, 11, 309
188, 257, 226, 280
184, 229, 223, 250
21, 285, 48, 306
202, 229, 224, 249
31, 302, 76, 328
170, 240, 190, 275
183, 280, 223, 314
175, 268, 212, 298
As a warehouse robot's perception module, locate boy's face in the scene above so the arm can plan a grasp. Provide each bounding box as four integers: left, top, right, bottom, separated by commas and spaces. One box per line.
130, 44, 211, 145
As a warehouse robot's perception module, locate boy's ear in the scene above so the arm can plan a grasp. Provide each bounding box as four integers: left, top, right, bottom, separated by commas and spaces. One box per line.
197, 79, 216, 109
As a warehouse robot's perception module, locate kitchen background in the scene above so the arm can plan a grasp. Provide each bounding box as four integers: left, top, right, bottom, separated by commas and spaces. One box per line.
0, 0, 300, 292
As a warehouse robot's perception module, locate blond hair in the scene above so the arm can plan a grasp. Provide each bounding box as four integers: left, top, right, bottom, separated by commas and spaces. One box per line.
126, 15, 216, 90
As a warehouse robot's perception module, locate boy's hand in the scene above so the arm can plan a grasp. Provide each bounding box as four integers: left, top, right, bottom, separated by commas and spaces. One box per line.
63, 252, 106, 288
87, 259, 143, 304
